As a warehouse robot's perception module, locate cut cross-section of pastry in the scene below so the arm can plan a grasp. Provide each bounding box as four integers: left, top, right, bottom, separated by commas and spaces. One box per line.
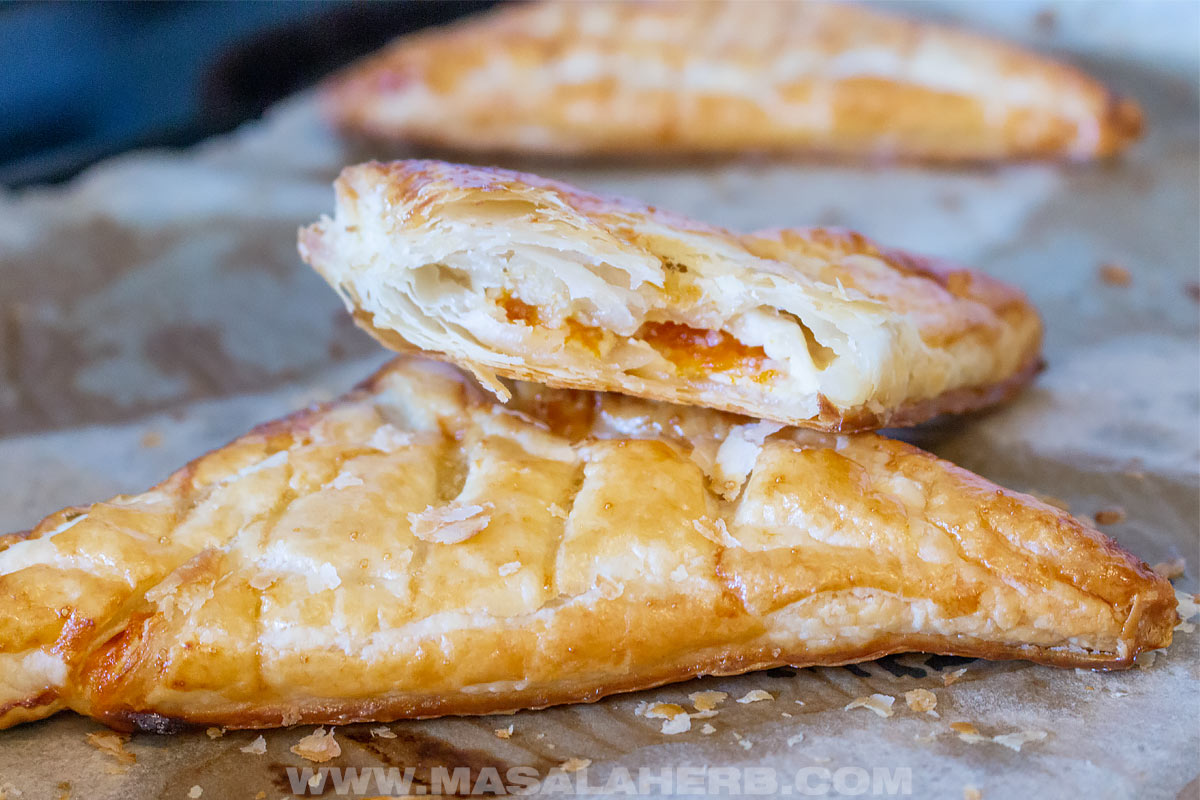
0, 357, 1174, 732
299, 159, 1043, 431
324, 1, 1142, 162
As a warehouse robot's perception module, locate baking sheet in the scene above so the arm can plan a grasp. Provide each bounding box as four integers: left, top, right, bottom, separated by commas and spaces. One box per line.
1, 2, 1197, 798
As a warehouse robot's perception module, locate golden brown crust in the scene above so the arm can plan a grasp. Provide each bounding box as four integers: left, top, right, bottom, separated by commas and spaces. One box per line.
324, 1, 1142, 163
300, 159, 1043, 432
0, 357, 1174, 732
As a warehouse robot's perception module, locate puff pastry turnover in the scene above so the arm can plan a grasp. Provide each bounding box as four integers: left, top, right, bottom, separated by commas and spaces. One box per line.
324, 0, 1142, 162
0, 357, 1174, 732
300, 160, 1042, 431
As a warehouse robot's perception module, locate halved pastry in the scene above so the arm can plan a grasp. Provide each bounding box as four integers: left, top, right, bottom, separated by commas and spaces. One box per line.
324, 0, 1142, 162
0, 357, 1174, 732
299, 160, 1042, 431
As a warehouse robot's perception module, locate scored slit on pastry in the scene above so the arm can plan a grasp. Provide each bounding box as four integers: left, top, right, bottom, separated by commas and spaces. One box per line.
300, 159, 1043, 431
323, 0, 1142, 162
0, 358, 1174, 732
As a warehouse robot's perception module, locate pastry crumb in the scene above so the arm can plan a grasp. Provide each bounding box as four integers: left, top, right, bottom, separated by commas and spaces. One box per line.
781, 712, 793, 718
140, 431, 163, 449
86, 731, 135, 765
786, 733, 805, 747
1175, 590, 1200, 632
964, 787, 983, 800
1098, 263, 1132, 286
736, 689, 774, 704
700, 723, 716, 735
494, 725, 514, 739
205, 727, 225, 739
904, 689, 937, 713
688, 690, 728, 712
408, 502, 494, 544
1152, 558, 1186, 580
661, 715, 691, 735
254, 793, 265, 800
1135, 650, 1158, 668
845, 694, 895, 718
559, 758, 591, 773
290, 727, 341, 763
188, 787, 203, 799
369, 726, 396, 739
328, 472, 364, 490
1093, 507, 1126, 526
239, 735, 267, 755
992, 730, 1047, 751
943, 668, 968, 686
950, 722, 986, 743
732, 732, 752, 750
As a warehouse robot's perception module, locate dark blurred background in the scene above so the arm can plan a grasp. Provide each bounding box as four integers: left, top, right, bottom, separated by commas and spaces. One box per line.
0, 1, 496, 188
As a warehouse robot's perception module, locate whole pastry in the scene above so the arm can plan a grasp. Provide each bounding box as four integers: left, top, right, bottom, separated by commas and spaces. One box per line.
324, 0, 1142, 162
0, 358, 1174, 731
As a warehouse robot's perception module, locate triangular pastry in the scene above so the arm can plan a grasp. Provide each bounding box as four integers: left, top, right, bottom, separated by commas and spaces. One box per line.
0, 358, 1174, 732
324, 1, 1142, 162
300, 159, 1042, 431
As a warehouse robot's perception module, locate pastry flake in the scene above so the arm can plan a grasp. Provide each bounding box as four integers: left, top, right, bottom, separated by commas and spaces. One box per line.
0, 357, 1174, 731
299, 159, 1043, 431
324, 1, 1142, 162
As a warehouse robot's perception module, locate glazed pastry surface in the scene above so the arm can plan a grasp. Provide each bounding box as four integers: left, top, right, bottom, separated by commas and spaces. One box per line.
0, 358, 1174, 732
324, 1, 1142, 162
300, 159, 1043, 431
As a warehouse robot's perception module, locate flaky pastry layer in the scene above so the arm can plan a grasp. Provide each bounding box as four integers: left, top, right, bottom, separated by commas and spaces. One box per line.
0, 358, 1174, 732
300, 159, 1043, 431
324, 1, 1142, 162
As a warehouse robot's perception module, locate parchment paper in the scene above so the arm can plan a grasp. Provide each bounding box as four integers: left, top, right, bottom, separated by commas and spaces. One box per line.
1, 2, 1196, 798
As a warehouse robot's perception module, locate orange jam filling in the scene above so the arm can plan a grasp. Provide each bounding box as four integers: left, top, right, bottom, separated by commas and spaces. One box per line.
498, 292, 605, 355
499, 293, 774, 381
499, 292, 541, 325
637, 321, 774, 381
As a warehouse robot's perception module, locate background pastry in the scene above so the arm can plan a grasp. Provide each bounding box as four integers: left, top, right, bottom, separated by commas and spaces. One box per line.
323, 0, 1143, 162
300, 159, 1043, 432
0, 358, 1174, 732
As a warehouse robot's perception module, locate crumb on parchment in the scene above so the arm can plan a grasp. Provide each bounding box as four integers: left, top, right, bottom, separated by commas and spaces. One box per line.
943, 668, 968, 686
689, 690, 728, 711
736, 690, 773, 704
86, 731, 135, 765
845, 694, 895, 718
950, 722, 985, 743
1093, 507, 1126, 526
239, 735, 267, 755
905, 689, 937, 713
1152, 558, 1186, 580
494, 725, 513, 739
559, 758, 591, 773
290, 727, 341, 763
1099, 263, 1132, 286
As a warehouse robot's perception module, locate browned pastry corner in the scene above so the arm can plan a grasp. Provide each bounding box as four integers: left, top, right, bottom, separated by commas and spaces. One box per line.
299, 159, 1043, 432
0, 357, 1175, 732
322, 1, 1142, 162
